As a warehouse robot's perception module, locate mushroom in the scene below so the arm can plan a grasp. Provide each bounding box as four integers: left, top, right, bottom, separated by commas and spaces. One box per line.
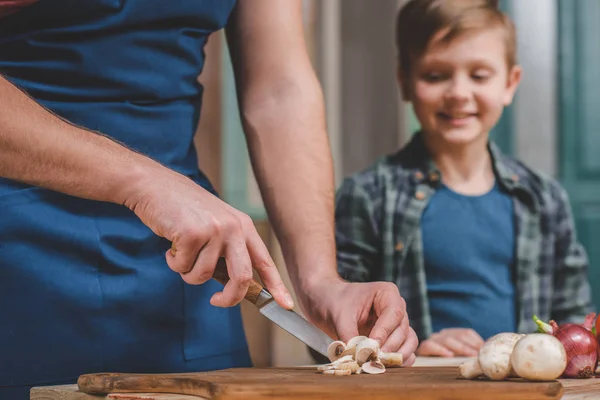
342, 336, 368, 356
361, 360, 386, 374
459, 332, 525, 380
458, 358, 483, 379
355, 338, 380, 366
477, 332, 524, 381
510, 333, 567, 381
378, 352, 403, 368
327, 340, 347, 362
318, 356, 361, 375
318, 336, 399, 375
323, 369, 352, 376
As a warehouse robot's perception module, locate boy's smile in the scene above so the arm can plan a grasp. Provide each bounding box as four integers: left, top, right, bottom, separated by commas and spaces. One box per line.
401, 27, 521, 146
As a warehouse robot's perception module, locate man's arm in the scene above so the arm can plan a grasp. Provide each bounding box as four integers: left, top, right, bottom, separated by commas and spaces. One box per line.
225, 0, 338, 294
0, 75, 293, 310
225, 2, 419, 365
0, 76, 147, 205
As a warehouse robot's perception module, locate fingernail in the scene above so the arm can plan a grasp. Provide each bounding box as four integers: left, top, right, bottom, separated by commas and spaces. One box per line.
284, 293, 294, 308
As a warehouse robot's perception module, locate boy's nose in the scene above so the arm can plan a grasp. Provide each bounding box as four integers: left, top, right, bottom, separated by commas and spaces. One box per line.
444, 78, 470, 102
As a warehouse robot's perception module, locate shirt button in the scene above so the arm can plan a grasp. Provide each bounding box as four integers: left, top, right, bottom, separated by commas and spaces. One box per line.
415, 191, 426, 200
395, 241, 404, 251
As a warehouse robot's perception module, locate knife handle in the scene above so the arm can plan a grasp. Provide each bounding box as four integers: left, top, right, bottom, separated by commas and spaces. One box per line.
212, 258, 265, 305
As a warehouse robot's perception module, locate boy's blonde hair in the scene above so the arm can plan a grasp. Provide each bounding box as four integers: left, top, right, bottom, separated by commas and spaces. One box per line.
396, 0, 517, 75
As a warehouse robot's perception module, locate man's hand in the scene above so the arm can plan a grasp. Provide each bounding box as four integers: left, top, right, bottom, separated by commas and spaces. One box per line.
124, 167, 294, 311
299, 277, 419, 366
416, 328, 484, 357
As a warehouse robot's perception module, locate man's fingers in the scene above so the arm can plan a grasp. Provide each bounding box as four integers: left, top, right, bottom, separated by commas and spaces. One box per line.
379, 314, 408, 352
441, 336, 478, 357
396, 326, 419, 363
166, 233, 207, 274
179, 239, 221, 285
246, 229, 294, 309
210, 240, 252, 308
417, 339, 454, 357
403, 352, 416, 367
335, 310, 361, 343
368, 285, 406, 346
369, 303, 405, 346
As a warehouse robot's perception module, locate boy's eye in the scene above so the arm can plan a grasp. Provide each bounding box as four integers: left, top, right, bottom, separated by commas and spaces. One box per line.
472, 71, 492, 82
422, 73, 445, 82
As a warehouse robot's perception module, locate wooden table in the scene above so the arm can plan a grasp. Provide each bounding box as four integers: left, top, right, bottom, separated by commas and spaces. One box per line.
30, 357, 600, 400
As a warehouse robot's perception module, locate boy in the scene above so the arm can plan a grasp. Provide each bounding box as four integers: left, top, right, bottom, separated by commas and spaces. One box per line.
334, 0, 595, 358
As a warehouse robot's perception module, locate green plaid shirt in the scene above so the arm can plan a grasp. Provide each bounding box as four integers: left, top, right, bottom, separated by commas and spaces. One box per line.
335, 132, 595, 341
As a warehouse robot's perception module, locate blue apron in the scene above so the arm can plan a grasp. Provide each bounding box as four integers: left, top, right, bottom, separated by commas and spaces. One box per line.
0, 0, 251, 396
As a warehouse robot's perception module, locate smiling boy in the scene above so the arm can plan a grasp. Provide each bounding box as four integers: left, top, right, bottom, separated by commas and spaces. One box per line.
334, 0, 595, 357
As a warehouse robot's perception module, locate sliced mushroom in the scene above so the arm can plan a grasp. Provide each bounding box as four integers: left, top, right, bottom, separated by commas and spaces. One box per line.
317, 355, 357, 373
361, 360, 386, 374
378, 352, 403, 368
355, 338, 380, 366
339, 335, 368, 357
323, 369, 352, 376
333, 361, 361, 374
327, 340, 347, 362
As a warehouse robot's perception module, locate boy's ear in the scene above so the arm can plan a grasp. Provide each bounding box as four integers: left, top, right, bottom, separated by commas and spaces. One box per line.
397, 67, 411, 102
503, 64, 522, 106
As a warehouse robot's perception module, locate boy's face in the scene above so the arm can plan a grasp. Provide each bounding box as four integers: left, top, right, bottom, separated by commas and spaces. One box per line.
400, 27, 521, 146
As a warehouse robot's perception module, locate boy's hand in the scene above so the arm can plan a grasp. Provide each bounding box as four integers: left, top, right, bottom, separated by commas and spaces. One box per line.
416, 328, 484, 357
298, 278, 419, 366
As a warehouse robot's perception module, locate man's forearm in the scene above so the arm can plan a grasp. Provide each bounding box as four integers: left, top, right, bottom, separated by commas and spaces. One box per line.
0, 75, 158, 205
241, 79, 340, 292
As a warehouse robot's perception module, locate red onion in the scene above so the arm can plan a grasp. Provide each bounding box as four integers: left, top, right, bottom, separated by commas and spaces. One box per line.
534, 313, 599, 379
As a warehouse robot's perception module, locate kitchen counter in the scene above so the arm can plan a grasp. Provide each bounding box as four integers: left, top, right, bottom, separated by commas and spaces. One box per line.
30, 357, 600, 400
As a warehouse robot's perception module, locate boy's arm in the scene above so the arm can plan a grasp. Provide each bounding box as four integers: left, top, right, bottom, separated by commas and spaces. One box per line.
550, 184, 595, 323
335, 177, 380, 282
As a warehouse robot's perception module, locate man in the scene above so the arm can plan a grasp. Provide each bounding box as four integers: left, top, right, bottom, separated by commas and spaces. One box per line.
0, 1, 417, 397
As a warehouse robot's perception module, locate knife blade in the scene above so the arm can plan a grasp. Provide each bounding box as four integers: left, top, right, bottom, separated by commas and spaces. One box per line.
212, 258, 333, 358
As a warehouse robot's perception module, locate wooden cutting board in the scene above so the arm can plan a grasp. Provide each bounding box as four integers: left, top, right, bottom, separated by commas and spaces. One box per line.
62, 367, 568, 400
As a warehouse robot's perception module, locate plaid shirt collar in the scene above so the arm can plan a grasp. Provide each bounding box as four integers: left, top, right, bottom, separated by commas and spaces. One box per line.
396, 132, 539, 211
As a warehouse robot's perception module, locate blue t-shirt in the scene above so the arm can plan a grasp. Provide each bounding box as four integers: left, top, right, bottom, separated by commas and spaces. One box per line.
421, 182, 517, 340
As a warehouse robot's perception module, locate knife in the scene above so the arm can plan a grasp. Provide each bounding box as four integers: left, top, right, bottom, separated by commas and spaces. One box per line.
212, 258, 333, 359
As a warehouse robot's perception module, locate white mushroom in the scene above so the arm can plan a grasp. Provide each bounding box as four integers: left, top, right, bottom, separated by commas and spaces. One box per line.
378, 351, 403, 368
355, 338, 380, 366
323, 369, 352, 376
342, 336, 368, 356
459, 358, 484, 379
317, 355, 357, 371
327, 340, 347, 362
361, 360, 386, 374
318, 336, 399, 375
510, 333, 567, 381
477, 332, 524, 381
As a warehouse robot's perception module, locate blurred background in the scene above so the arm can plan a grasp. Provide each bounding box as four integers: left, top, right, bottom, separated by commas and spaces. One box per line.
194, 0, 600, 367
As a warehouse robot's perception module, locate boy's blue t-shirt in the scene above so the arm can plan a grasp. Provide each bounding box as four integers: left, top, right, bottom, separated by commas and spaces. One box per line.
421, 182, 517, 340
